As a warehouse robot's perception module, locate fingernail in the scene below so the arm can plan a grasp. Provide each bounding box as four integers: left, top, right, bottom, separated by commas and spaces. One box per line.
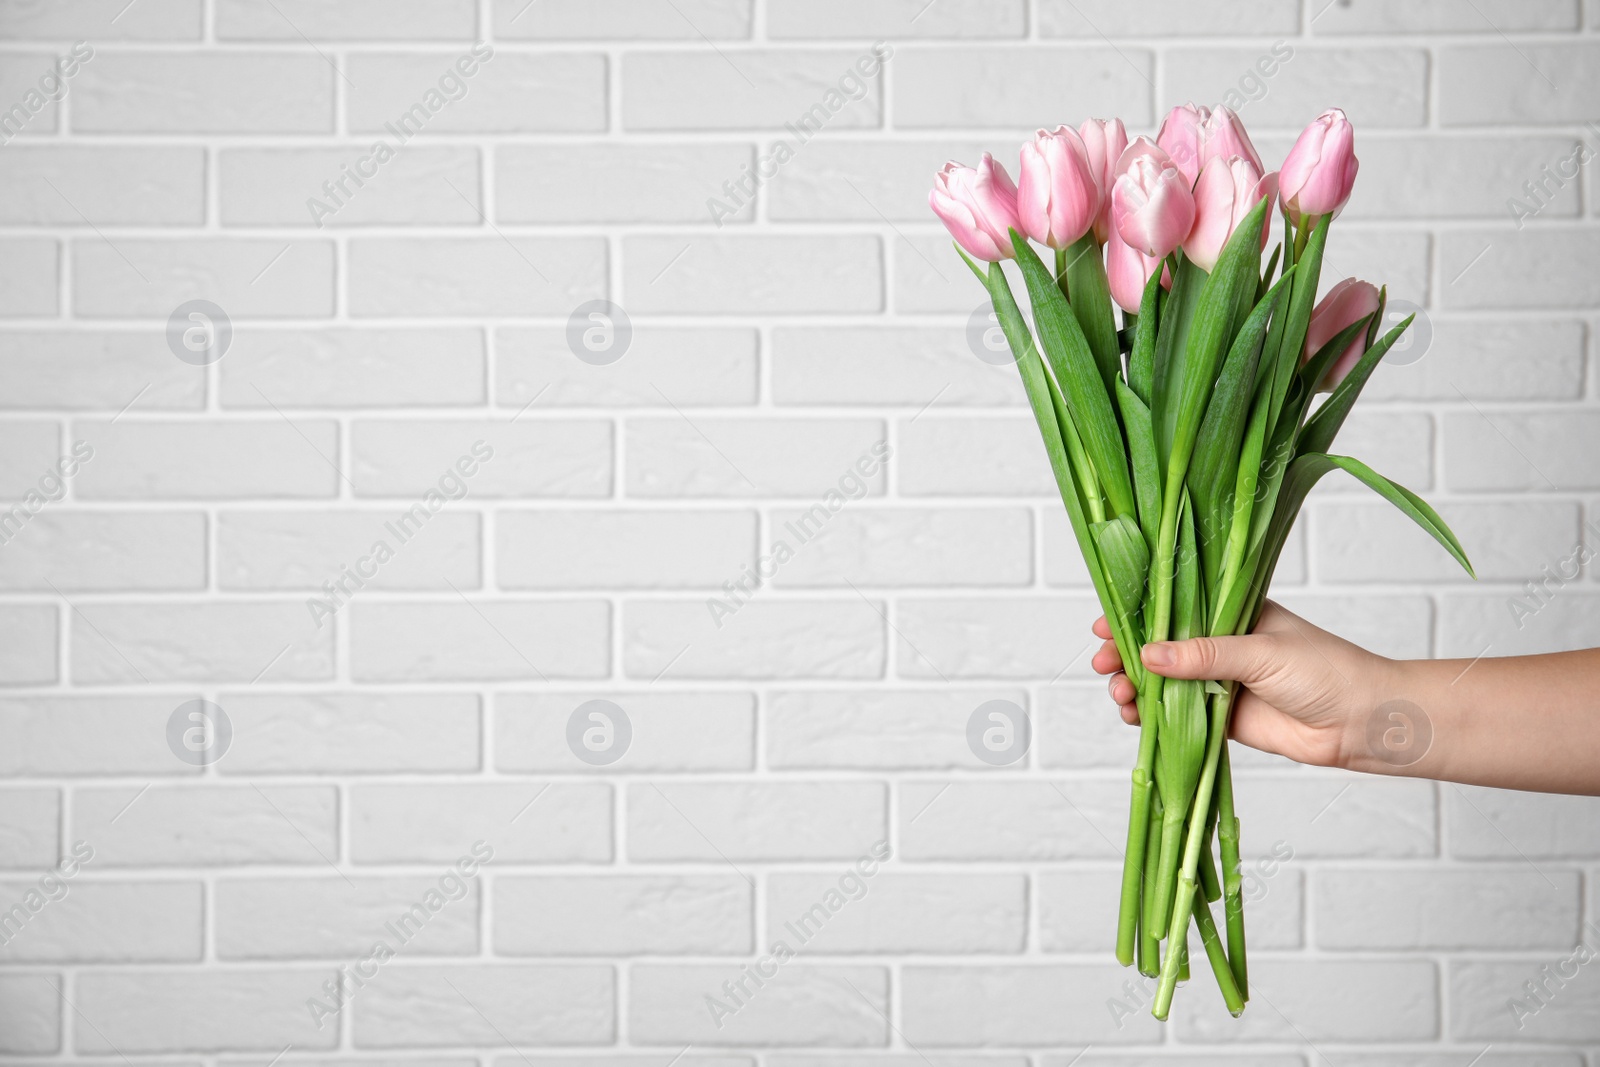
1142, 643, 1174, 668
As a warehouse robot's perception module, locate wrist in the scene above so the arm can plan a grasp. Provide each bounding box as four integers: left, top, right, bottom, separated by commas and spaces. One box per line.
1340, 656, 1439, 776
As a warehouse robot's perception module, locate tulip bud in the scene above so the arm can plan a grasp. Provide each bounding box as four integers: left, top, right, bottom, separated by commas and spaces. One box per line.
1078, 117, 1128, 243
1183, 157, 1277, 273
1303, 277, 1381, 390
1156, 102, 1211, 187
1106, 224, 1162, 314
1110, 140, 1196, 261
929, 153, 1021, 262
1017, 126, 1099, 249
1280, 107, 1359, 221
1197, 105, 1263, 173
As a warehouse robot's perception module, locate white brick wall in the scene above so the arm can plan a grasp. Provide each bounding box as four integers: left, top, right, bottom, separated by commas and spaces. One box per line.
0, 0, 1596, 1060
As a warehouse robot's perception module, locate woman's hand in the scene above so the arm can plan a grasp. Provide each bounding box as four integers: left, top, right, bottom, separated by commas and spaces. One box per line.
1091, 600, 1397, 770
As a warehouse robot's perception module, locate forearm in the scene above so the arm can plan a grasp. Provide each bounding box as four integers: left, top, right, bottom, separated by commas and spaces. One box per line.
1348, 650, 1600, 795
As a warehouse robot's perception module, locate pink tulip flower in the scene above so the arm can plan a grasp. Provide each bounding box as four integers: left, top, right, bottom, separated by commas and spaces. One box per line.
1303, 277, 1381, 389
1156, 102, 1211, 187
929, 153, 1021, 262
1017, 126, 1099, 249
1106, 224, 1162, 314
1110, 140, 1195, 261
1183, 157, 1277, 273
1078, 117, 1128, 242
1197, 105, 1263, 173
1280, 107, 1360, 220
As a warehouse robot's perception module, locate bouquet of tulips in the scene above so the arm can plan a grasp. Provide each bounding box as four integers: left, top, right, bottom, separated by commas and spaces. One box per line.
930, 105, 1474, 1019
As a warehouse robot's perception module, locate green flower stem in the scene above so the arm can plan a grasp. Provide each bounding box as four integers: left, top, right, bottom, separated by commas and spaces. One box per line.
1193, 887, 1245, 1016
1197, 783, 1222, 903
1118, 696, 1160, 966
1137, 788, 1164, 976
1218, 741, 1247, 1000
1153, 686, 1236, 1019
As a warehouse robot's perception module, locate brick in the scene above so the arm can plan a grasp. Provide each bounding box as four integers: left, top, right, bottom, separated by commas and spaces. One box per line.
1442, 591, 1600, 657
1040, 507, 1093, 588
626, 782, 885, 861
623, 50, 883, 131
0, 972, 58, 1052
630, 964, 887, 1046
1448, 785, 1600, 859
215, 875, 479, 958
73, 238, 335, 318
0, 788, 60, 867
349, 600, 610, 682
350, 783, 611, 863
1441, 43, 1600, 124
902, 965, 1163, 1045
1043, 0, 1298, 34
1316, 868, 1580, 949
1449, 958, 1600, 1041
897, 417, 1056, 497
493, 0, 753, 39
74, 969, 337, 1052
216, 692, 480, 774
1315, 0, 1578, 32
1342, 135, 1583, 220
74, 420, 338, 499
496, 509, 756, 589
1444, 409, 1600, 490
0, 511, 204, 591
351, 419, 611, 498
354, 965, 614, 1046
1165, 47, 1427, 128
1318, 230, 1431, 307
217, 510, 480, 591
349, 237, 607, 317
1039, 866, 1304, 952
220, 147, 482, 227
216, 0, 477, 39
498, 143, 754, 223
771, 507, 1031, 587
1035, 682, 1135, 770
0, 332, 204, 409
0, 420, 60, 496
0, 54, 62, 136
1232, 776, 1436, 859
765, 688, 1030, 770
623, 235, 882, 314
496, 325, 759, 407
768, 0, 1026, 37
0, 238, 56, 315
0, 146, 204, 224
898, 780, 1126, 861
767, 872, 1025, 953
1313, 500, 1573, 584
1362, 318, 1586, 401
893, 597, 1101, 679
624, 599, 886, 680
347, 52, 606, 133
0, 696, 197, 776
1171, 959, 1438, 1042
771, 326, 1025, 406
894, 233, 988, 313
70, 601, 333, 684
74, 785, 337, 866
1441, 230, 1600, 310
0, 880, 202, 962
0, 604, 56, 685
1272, 592, 1434, 660
495, 875, 750, 954
0, 0, 201, 38
773, 1059, 1024, 1067
627, 417, 885, 498
76, 54, 332, 133
495, 691, 755, 772
895, 47, 1152, 129
768, 141, 992, 224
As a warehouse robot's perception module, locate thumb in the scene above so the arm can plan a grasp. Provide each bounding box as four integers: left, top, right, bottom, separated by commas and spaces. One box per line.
1141, 633, 1282, 685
